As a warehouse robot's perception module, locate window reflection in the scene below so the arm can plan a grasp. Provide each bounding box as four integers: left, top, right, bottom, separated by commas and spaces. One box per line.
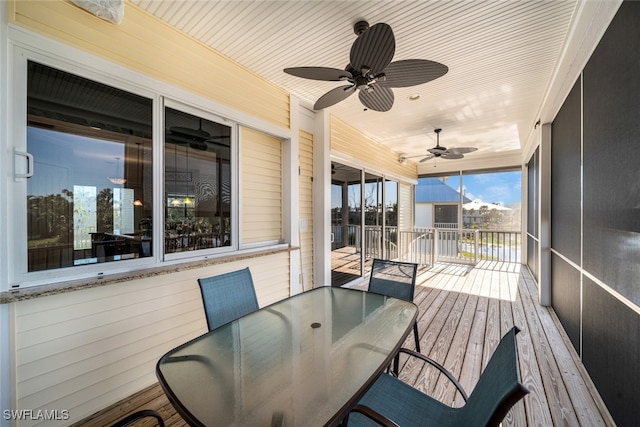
26, 61, 153, 271
164, 107, 232, 253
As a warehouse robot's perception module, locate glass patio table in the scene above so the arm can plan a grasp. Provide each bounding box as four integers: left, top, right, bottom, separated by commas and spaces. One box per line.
156, 286, 418, 427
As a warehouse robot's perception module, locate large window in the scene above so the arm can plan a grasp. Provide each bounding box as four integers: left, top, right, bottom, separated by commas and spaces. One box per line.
26, 61, 153, 271
417, 170, 521, 231
462, 170, 522, 231
164, 107, 232, 254
14, 58, 255, 285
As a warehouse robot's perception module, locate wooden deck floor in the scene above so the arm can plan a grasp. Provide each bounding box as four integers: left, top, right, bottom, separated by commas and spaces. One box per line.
331, 246, 364, 286
76, 262, 613, 426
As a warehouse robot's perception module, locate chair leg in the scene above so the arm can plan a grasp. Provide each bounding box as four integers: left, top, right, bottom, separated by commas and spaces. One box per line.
110, 409, 165, 427
393, 353, 400, 376
413, 321, 421, 353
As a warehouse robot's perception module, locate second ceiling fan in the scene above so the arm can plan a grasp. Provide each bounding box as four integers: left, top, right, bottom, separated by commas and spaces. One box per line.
420, 128, 477, 162
401, 128, 478, 163
284, 20, 448, 111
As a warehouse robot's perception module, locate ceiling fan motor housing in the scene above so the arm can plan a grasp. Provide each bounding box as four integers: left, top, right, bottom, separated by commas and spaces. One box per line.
354, 20, 370, 35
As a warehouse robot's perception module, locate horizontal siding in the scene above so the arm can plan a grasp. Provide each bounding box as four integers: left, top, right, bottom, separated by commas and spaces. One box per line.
330, 116, 417, 180
299, 129, 314, 290
398, 182, 413, 231
241, 127, 283, 245
13, 253, 290, 426
10, 0, 290, 129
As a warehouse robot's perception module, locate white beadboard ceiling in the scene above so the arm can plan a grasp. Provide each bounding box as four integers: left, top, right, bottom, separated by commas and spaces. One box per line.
130, 0, 610, 173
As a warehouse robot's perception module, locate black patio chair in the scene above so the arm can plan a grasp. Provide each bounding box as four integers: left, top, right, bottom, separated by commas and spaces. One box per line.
110, 409, 164, 427
198, 267, 259, 331
346, 326, 529, 426
368, 259, 420, 352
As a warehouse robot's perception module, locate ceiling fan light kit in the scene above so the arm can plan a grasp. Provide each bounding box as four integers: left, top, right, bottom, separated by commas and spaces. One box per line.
284, 20, 448, 111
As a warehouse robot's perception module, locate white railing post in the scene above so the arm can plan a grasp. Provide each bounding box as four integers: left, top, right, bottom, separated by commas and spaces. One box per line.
474, 229, 479, 264
432, 228, 438, 266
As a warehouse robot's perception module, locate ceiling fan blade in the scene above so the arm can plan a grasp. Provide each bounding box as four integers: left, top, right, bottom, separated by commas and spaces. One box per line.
284, 66, 353, 81
419, 154, 435, 162
204, 138, 230, 148
314, 85, 356, 110
441, 153, 464, 160
359, 85, 394, 112
350, 23, 395, 75
379, 59, 449, 88
448, 147, 478, 155
170, 126, 210, 140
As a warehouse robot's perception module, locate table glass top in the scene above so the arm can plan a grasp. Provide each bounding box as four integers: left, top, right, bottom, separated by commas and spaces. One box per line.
157, 287, 417, 427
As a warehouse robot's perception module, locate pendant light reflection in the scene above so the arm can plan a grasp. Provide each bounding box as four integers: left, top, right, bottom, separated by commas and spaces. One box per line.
183, 144, 193, 205
133, 143, 143, 206
108, 157, 126, 185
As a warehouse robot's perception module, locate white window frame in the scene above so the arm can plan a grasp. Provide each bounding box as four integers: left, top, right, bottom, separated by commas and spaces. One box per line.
4, 30, 289, 290
162, 98, 239, 262
9, 48, 160, 287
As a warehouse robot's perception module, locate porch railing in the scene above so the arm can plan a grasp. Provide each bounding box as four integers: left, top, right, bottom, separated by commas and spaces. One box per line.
332, 225, 521, 267
477, 230, 521, 263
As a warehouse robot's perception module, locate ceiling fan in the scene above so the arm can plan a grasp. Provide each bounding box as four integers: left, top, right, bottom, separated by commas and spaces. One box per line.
168, 119, 230, 150
400, 128, 478, 163
284, 20, 448, 111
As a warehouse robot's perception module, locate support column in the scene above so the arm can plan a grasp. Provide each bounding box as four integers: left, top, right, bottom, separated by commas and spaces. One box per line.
286, 96, 302, 295
313, 110, 331, 287
539, 123, 552, 306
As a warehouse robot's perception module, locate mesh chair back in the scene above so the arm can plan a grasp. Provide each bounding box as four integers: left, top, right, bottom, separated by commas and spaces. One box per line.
368, 259, 418, 302
198, 267, 259, 331
457, 326, 529, 427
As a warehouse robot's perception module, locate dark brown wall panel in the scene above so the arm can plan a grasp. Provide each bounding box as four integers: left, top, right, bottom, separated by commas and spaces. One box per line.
583, 1, 640, 307
550, 254, 580, 352
551, 77, 581, 264
583, 277, 640, 427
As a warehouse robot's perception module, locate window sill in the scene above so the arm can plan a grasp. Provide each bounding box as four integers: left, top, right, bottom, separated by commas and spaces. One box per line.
1, 244, 297, 304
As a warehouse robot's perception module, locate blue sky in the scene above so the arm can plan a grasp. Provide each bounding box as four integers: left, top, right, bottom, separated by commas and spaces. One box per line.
421, 170, 522, 206
332, 170, 521, 209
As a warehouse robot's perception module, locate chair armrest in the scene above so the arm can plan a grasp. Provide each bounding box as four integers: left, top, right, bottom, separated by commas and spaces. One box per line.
350, 404, 400, 427
396, 348, 469, 402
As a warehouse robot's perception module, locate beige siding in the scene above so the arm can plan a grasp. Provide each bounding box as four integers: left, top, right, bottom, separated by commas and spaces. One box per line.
13, 252, 290, 426
9, 0, 290, 129
299, 129, 314, 290
330, 116, 417, 180
398, 182, 414, 231
241, 127, 283, 245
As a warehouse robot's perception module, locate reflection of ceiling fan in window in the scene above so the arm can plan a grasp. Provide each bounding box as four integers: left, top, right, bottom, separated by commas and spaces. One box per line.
399, 128, 478, 163
167, 119, 230, 151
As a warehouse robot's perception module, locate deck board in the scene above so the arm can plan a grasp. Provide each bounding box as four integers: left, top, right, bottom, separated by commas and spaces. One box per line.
74, 262, 613, 426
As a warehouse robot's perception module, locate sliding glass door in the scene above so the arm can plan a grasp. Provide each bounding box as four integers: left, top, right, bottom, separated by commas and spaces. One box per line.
331, 163, 399, 285
331, 163, 362, 286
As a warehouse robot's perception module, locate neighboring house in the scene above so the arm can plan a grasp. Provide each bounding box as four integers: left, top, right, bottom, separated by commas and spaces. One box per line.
462, 199, 516, 230
415, 177, 471, 228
